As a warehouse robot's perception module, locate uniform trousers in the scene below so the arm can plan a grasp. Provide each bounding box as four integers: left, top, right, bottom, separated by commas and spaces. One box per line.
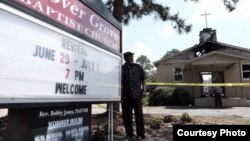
121, 96, 145, 137
214, 92, 222, 108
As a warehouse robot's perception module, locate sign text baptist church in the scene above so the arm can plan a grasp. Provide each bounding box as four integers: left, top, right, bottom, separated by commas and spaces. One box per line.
16, 0, 120, 53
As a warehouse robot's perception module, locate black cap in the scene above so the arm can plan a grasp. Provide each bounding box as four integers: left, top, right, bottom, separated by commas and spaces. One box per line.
123, 51, 134, 57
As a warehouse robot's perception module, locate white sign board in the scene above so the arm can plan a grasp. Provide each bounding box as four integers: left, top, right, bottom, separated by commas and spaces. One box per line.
0, 8, 121, 104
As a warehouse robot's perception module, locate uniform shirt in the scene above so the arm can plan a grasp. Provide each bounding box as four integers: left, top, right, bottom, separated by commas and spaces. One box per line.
213, 86, 222, 94
122, 62, 146, 99
213, 86, 222, 98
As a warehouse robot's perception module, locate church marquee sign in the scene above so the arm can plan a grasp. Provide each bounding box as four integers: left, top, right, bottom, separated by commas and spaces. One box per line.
0, 0, 122, 105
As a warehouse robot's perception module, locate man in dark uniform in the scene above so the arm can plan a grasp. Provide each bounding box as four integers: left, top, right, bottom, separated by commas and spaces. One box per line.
122, 51, 146, 140
212, 77, 223, 108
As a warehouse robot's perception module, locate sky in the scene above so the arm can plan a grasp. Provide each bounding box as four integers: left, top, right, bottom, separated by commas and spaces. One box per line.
121, 0, 250, 63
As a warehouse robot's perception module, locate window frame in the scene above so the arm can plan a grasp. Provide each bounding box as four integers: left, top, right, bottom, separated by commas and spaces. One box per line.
173, 68, 183, 82
241, 64, 250, 80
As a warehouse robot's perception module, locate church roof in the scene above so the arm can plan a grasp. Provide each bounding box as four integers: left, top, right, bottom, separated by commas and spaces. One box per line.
186, 51, 250, 64
154, 41, 250, 65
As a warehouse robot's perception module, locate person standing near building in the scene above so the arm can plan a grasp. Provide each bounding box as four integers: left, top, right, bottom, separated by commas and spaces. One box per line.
122, 51, 146, 140
212, 77, 223, 108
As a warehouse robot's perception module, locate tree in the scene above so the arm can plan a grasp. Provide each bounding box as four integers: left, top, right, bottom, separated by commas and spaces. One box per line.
222, 0, 239, 11
161, 49, 180, 59
136, 55, 156, 82
136, 55, 154, 73
147, 70, 156, 82
105, 0, 239, 34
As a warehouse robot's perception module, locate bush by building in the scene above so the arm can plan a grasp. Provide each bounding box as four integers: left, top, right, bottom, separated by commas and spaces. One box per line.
147, 87, 193, 106
148, 87, 174, 106
171, 88, 193, 106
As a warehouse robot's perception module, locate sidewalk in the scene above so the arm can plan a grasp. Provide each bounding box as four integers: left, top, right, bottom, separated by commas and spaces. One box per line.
143, 106, 250, 118
92, 105, 250, 118
1, 106, 250, 118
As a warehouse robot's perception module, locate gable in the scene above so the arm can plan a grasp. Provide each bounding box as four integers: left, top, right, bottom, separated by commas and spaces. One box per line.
218, 45, 250, 58
154, 48, 195, 66
187, 51, 250, 65
155, 41, 250, 66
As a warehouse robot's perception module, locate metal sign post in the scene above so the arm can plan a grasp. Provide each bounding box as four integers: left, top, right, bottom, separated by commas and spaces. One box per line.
108, 103, 114, 141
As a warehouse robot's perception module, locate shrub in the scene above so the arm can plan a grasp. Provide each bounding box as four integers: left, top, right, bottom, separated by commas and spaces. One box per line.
92, 123, 108, 141
163, 115, 177, 123
150, 118, 163, 130
171, 88, 193, 106
148, 87, 174, 106
141, 95, 149, 106
147, 87, 193, 106
180, 113, 193, 123
0, 116, 7, 128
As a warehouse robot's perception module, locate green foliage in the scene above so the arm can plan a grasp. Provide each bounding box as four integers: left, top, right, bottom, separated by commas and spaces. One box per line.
147, 87, 193, 106
105, 0, 192, 33
142, 94, 149, 106
92, 123, 108, 141
0, 116, 7, 128
105, 0, 239, 34
150, 118, 163, 130
147, 69, 156, 82
161, 49, 180, 59
163, 115, 177, 123
171, 88, 193, 106
180, 113, 193, 123
148, 87, 174, 106
136, 55, 153, 71
223, 0, 239, 12
135, 55, 156, 82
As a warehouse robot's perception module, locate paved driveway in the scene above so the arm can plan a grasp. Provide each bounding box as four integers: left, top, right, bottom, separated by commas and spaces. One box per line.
143, 106, 250, 118
91, 105, 250, 118
1, 106, 250, 118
